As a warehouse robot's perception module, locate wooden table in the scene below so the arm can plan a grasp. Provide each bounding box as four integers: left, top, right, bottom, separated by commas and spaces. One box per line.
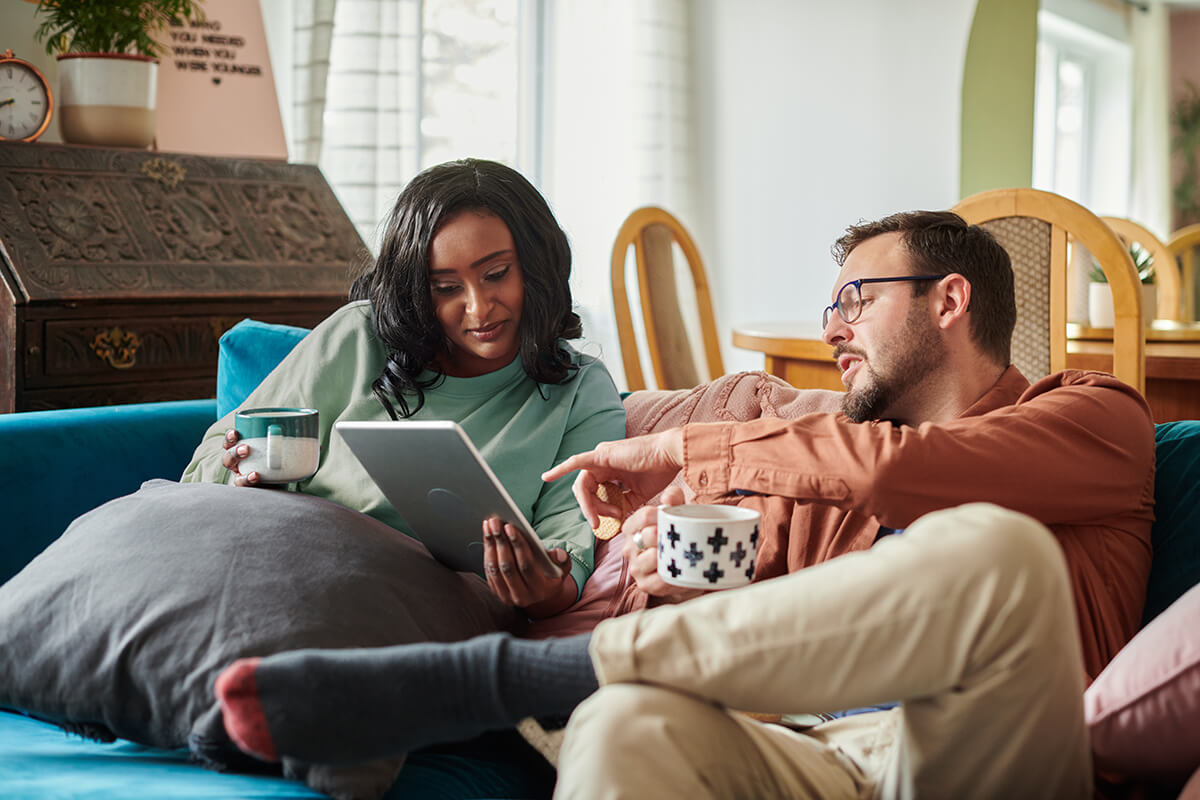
732, 322, 1200, 424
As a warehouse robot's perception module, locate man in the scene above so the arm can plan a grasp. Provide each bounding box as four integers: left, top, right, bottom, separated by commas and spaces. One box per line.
214, 211, 1154, 798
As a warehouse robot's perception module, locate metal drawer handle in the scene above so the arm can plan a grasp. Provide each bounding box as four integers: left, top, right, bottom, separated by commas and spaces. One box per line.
90, 327, 142, 370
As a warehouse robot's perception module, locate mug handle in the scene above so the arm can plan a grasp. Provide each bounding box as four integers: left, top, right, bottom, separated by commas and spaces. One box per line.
267, 424, 283, 471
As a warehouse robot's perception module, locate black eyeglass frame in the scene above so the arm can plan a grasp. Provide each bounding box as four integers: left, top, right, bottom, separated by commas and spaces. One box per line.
822, 274, 946, 328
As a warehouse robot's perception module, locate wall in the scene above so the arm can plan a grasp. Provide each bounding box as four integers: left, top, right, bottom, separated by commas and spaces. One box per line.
1, 1, 63, 143
689, 0, 978, 374
960, 0, 1038, 199
4, 0, 989, 380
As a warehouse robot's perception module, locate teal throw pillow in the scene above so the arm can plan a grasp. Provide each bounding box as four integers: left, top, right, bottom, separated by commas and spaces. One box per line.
1144, 420, 1200, 625
217, 319, 311, 418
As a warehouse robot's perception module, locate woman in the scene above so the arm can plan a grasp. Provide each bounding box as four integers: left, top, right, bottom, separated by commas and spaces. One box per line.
182, 157, 626, 617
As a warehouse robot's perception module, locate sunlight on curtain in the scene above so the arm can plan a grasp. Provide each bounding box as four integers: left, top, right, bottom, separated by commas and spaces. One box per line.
270, 0, 697, 389
291, 0, 336, 165
321, 0, 420, 249
545, 0, 697, 390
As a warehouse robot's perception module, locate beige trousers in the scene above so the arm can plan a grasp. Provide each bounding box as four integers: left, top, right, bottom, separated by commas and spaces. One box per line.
554, 503, 1091, 800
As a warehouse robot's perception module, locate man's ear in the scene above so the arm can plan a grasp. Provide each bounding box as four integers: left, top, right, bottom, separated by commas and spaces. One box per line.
935, 273, 971, 330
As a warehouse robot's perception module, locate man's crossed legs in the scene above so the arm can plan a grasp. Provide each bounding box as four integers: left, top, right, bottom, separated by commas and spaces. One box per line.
217, 503, 1090, 799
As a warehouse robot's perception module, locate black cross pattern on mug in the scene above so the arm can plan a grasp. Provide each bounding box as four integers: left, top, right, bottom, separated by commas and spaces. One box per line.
667, 559, 682, 578
683, 541, 705, 566
666, 524, 681, 549
702, 561, 725, 584
730, 541, 748, 567
707, 527, 728, 553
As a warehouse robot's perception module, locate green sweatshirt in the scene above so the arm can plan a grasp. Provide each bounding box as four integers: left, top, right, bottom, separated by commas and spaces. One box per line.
181, 300, 627, 595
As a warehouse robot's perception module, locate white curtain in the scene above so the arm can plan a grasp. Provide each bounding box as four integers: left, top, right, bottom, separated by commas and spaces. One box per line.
264, 0, 699, 388
1129, 0, 1172, 239
544, 0, 698, 389
290, 0, 337, 165
321, 0, 420, 249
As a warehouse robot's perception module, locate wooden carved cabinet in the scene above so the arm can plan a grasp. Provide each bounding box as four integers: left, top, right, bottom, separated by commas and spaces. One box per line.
0, 142, 366, 412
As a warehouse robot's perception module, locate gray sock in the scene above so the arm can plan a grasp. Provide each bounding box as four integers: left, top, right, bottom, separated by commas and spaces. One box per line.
216, 632, 597, 765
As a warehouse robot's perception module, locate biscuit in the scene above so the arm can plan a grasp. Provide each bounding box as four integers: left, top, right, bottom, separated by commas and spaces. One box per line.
592, 482, 629, 540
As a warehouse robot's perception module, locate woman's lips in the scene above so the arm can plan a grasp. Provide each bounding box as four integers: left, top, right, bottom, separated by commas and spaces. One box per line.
469, 321, 506, 342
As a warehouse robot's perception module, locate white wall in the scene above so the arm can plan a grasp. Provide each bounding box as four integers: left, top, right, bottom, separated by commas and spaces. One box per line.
1, 2, 63, 143
689, 0, 978, 373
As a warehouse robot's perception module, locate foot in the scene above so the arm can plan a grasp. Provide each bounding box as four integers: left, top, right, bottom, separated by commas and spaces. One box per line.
212, 634, 596, 765
214, 657, 276, 761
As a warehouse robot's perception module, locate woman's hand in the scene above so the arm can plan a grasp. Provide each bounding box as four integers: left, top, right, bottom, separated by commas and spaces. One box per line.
482, 517, 577, 617
220, 429, 265, 488
619, 486, 704, 604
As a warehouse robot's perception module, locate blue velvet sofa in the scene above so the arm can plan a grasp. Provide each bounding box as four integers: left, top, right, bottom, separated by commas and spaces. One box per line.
2, 319, 1199, 798
0, 321, 556, 799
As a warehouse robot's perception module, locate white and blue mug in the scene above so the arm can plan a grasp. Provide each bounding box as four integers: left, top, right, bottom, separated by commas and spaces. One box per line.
233, 407, 320, 484
656, 504, 761, 590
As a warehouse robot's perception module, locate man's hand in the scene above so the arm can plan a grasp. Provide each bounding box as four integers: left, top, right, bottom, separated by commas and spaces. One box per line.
620, 485, 704, 603
542, 428, 685, 530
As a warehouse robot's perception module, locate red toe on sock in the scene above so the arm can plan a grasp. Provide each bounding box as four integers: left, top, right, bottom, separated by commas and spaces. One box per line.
215, 658, 278, 762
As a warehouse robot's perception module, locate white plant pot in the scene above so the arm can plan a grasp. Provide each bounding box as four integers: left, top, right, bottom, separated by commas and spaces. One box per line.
1089, 282, 1158, 328
57, 54, 158, 148
1088, 282, 1115, 329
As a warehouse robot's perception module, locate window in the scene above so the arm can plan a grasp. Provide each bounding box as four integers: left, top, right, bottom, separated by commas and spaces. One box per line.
319, 0, 538, 247
1033, 7, 1132, 215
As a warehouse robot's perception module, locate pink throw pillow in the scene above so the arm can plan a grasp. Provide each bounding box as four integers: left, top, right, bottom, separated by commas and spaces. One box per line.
1085, 581, 1200, 781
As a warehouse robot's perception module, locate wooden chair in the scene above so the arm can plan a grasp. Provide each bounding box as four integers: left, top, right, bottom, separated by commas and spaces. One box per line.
953, 188, 1145, 394
611, 206, 724, 391
1167, 223, 1200, 322
1101, 216, 1183, 322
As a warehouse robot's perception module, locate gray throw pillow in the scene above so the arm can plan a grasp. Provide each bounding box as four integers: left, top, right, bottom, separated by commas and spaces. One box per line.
0, 480, 519, 799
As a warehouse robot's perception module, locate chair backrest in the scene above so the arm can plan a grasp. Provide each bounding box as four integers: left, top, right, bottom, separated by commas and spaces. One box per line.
611, 206, 724, 391
953, 188, 1145, 393
1101, 216, 1182, 322
1167, 223, 1200, 322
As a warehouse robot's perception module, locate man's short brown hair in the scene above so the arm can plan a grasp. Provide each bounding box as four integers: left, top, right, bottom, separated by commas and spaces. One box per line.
832, 210, 1016, 366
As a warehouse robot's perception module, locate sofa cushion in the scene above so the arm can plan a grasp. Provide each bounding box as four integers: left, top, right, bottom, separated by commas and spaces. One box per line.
0, 399, 216, 586
1085, 580, 1200, 782
0, 479, 519, 800
1144, 420, 1200, 624
217, 319, 311, 418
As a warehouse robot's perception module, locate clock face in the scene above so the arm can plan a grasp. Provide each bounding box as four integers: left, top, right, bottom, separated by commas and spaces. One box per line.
0, 59, 52, 141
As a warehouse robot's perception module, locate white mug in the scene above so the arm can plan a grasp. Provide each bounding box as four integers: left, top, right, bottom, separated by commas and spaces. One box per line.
233, 407, 320, 484
656, 504, 761, 590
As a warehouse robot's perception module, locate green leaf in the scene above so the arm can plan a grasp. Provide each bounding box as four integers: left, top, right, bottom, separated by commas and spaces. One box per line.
33, 0, 205, 58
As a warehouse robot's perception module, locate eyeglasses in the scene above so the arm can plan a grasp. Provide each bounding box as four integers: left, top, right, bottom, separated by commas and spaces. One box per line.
822, 275, 945, 328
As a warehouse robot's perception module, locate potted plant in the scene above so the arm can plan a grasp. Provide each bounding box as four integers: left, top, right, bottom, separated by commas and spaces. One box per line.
1088, 242, 1155, 328
33, 0, 204, 148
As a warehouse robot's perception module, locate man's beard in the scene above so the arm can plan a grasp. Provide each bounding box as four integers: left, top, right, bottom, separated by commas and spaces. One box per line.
841, 307, 945, 423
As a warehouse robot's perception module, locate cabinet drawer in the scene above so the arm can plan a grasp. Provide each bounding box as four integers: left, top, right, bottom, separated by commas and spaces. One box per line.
25, 316, 225, 387
20, 378, 217, 412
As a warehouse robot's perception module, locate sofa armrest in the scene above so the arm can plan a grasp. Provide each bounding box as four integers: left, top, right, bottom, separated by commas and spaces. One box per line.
0, 399, 217, 584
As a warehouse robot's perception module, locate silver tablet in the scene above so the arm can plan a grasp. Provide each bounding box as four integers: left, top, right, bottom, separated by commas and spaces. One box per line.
335, 419, 563, 580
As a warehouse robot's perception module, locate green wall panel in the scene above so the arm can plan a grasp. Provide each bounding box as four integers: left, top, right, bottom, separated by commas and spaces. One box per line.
960, 0, 1039, 199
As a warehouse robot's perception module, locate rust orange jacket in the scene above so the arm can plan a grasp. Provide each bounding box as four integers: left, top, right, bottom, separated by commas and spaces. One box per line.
620, 367, 1155, 682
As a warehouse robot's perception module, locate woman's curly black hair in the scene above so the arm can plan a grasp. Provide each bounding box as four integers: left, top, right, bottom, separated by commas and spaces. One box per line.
349, 159, 582, 418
